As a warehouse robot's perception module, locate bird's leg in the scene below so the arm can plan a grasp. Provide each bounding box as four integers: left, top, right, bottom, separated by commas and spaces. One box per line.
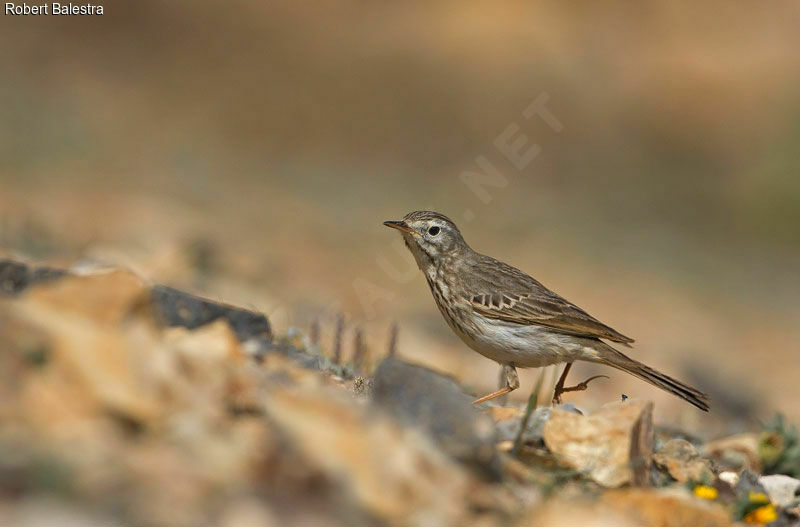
552, 362, 573, 405
552, 362, 608, 405
472, 363, 519, 405
495, 365, 509, 405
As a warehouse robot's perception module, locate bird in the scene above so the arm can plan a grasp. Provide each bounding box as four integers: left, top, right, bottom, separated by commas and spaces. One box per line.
383, 210, 709, 411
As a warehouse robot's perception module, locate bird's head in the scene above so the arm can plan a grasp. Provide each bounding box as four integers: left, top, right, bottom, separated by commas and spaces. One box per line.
383, 211, 467, 269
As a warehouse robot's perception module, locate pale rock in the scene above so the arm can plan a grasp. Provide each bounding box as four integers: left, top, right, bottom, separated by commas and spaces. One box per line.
543, 399, 654, 487
719, 471, 740, 487
490, 406, 523, 424
603, 488, 731, 527
164, 320, 244, 363
528, 498, 638, 527
527, 488, 730, 527
218, 498, 279, 527
0, 497, 124, 527
759, 474, 800, 507
21, 270, 148, 326
10, 271, 162, 422
264, 385, 474, 525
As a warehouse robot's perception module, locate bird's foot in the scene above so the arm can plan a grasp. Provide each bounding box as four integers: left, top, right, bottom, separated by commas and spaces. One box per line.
473, 363, 519, 405
551, 375, 609, 405
472, 386, 514, 405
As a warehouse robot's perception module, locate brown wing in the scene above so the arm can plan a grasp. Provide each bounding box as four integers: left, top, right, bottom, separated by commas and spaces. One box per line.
463, 254, 634, 346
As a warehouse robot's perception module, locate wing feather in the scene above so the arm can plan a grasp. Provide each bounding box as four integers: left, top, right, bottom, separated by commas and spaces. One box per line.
463, 254, 634, 345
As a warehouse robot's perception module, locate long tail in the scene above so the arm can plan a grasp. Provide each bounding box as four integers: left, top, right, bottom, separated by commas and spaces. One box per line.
597, 346, 710, 412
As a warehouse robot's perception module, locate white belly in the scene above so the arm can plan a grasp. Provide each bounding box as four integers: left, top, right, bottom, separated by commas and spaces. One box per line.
458, 315, 591, 368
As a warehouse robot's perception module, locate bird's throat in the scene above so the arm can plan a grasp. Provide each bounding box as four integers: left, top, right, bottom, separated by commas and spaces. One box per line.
404, 235, 435, 274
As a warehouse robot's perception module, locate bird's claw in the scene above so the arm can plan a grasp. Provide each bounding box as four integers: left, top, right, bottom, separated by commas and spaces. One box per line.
568, 374, 610, 392
552, 374, 609, 405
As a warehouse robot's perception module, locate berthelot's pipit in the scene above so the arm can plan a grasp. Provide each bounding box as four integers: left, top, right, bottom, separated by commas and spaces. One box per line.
384, 210, 709, 411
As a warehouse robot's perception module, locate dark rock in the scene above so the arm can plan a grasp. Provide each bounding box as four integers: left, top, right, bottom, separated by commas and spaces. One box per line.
0, 259, 67, 297
371, 358, 500, 479
1, 261, 273, 347
653, 438, 714, 483
150, 285, 272, 343
263, 339, 353, 377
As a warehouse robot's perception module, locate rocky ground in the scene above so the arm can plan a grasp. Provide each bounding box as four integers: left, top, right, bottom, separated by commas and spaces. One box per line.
1, 258, 799, 527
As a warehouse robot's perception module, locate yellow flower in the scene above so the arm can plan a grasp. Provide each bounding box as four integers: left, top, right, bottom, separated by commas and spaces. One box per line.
749, 491, 769, 504
693, 485, 718, 500
744, 504, 778, 524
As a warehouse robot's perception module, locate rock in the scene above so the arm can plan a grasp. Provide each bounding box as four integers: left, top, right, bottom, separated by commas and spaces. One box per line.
703, 433, 762, 473
1, 498, 126, 527
0, 259, 67, 297
20, 269, 147, 326
525, 488, 730, 527
219, 499, 280, 527
8, 270, 162, 423
2, 263, 535, 526
543, 399, 654, 487
2, 270, 269, 429
719, 471, 740, 487
494, 403, 582, 445
759, 474, 800, 507
490, 406, 523, 424
602, 488, 731, 527
370, 358, 499, 478
263, 385, 476, 525
0, 260, 274, 345
150, 285, 272, 343
653, 439, 715, 483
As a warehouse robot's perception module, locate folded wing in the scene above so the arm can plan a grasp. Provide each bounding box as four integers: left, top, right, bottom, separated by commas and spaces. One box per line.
464, 255, 635, 346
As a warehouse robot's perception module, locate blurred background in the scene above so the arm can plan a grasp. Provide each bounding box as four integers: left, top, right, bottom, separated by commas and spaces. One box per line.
2, 0, 800, 425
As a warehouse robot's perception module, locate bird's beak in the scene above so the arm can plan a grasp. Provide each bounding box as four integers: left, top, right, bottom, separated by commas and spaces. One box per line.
383, 220, 418, 235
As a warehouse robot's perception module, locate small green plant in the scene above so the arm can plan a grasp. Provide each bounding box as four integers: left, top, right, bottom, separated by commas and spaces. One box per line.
512, 369, 546, 456
759, 414, 800, 478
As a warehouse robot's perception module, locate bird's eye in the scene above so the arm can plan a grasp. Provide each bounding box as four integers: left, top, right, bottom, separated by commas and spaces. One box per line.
428, 226, 440, 236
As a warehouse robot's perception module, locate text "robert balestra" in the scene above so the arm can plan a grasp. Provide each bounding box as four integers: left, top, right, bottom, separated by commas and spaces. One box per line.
5, 3, 104, 15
